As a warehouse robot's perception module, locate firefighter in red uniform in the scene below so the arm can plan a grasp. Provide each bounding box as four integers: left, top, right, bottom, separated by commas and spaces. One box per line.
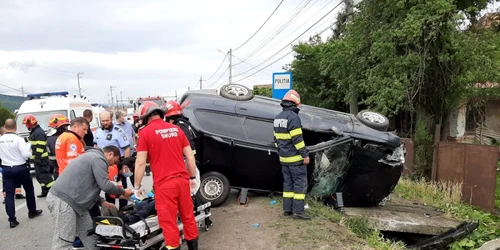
133, 101, 199, 250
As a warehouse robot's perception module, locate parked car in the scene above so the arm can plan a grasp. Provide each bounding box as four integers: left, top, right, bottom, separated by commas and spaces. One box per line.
179, 84, 405, 207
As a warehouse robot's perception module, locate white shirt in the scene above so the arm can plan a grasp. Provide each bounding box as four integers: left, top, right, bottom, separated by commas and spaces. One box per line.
0, 132, 32, 166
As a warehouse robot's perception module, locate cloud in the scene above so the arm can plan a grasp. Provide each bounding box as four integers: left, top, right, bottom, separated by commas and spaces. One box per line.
0, 0, 341, 104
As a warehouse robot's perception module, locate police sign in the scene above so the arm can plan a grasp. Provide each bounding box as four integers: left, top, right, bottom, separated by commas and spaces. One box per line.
272, 72, 293, 99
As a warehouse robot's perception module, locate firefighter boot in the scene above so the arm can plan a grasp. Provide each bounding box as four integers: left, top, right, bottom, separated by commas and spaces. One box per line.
186, 237, 199, 250
37, 187, 49, 198
292, 213, 311, 220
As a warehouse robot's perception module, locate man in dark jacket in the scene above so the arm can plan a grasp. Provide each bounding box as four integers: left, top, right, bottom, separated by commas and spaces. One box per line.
83, 109, 95, 147
273, 90, 311, 220
46, 114, 70, 181
22, 114, 53, 198
164, 100, 196, 154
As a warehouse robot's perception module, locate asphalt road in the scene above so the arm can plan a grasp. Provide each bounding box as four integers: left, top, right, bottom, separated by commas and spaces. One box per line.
0, 173, 154, 250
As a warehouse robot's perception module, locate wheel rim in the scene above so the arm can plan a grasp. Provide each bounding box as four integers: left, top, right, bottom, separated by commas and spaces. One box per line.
201, 177, 224, 200
361, 112, 386, 124
224, 84, 248, 97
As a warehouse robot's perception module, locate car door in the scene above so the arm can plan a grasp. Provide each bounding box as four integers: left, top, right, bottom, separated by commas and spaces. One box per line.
230, 117, 281, 192
193, 110, 244, 175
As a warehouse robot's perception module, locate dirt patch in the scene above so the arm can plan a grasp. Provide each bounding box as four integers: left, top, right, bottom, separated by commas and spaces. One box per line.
197, 192, 370, 250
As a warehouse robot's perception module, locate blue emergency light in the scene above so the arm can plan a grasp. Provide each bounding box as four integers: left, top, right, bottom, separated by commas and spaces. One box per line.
27, 91, 69, 100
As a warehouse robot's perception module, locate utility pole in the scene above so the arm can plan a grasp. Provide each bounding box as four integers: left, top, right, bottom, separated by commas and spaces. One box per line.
175, 90, 178, 101
116, 95, 119, 110
199, 76, 203, 90
77, 72, 83, 98
120, 91, 124, 109
21, 86, 24, 97
110, 86, 116, 111
344, 0, 357, 114
229, 49, 233, 84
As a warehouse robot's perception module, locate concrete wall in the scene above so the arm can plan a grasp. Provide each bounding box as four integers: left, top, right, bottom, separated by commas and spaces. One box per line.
448, 99, 468, 138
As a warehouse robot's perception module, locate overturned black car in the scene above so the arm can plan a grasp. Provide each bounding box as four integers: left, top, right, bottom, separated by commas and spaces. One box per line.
179, 84, 405, 207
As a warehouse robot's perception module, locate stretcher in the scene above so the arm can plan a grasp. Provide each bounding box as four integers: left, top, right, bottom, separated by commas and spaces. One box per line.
91, 201, 212, 250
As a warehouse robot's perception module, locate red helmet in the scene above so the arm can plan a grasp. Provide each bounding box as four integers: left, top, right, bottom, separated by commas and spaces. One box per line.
165, 100, 182, 117
138, 101, 166, 120
22, 114, 38, 129
48, 114, 70, 129
282, 89, 301, 106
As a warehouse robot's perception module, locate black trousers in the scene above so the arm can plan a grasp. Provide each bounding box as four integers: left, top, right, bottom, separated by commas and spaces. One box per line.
282, 164, 308, 215
2, 164, 37, 222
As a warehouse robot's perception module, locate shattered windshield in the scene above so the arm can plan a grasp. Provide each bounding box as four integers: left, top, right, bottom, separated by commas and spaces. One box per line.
309, 141, 352, 199
15, 110, 68, 134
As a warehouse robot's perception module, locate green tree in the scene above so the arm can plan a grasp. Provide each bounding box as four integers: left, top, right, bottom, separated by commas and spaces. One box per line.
253, 87, 272, 97
0, 104, 15, 126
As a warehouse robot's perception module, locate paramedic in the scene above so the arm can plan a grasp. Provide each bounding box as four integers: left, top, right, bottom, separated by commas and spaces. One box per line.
47, 114, 70, 180
0, 119, 43, 228
83, 109, 95, 147
47, 145, 133, 249
164, 100, 196, 154
94, 111, 131, 158
133, 101, 199, 250
115, 111, 136, 156
22, 114, 54, 198
1, 127, 25, 204
273, 89, 311, 220
55, 117, 87, 175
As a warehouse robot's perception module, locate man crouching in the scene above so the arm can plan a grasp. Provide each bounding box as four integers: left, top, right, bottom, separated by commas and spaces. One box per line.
46, 145, 133, 249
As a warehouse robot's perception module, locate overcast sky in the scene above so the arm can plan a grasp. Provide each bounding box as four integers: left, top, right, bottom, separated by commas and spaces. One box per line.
0, 0, 341, 104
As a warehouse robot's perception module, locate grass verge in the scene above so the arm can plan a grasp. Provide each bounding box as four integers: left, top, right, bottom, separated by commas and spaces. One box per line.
395, 178, 500, 249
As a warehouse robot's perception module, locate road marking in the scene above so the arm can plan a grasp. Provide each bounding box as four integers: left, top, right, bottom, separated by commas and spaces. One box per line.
15, 202, 26, 211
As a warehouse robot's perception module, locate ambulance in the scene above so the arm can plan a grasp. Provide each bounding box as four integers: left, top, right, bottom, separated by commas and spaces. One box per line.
15, 91, 101, 140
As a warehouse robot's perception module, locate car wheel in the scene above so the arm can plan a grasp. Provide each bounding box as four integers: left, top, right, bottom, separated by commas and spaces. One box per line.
196, 171, 230, 207
356, 110, 390, 131
219, 83, 254, 101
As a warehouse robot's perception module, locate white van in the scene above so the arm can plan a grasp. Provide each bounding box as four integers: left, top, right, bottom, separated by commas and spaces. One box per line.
15, 91, 100, 139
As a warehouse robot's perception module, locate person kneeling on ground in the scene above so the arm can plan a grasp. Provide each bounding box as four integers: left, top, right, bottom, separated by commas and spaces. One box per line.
46, 145, 133, 249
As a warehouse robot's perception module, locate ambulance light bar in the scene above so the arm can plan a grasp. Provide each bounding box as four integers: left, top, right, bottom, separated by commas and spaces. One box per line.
27, 91, 69, 100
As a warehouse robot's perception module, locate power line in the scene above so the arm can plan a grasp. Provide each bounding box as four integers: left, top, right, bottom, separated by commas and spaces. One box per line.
204, 53, 228, 82
0, 82, 23, 93
243, 0, 333, 63
232, 53, 274, 75
233, 22, 336, 84
233, 0, 285, 52
236, 0, 313, 62
233, 2, 343, 78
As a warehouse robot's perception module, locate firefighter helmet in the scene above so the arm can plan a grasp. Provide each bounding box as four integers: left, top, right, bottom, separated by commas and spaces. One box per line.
138, 101, 166, 120
22, 114, 38, 129
48, 114, 70, 129
282, 89, 301, 106
165, 100, 182, 117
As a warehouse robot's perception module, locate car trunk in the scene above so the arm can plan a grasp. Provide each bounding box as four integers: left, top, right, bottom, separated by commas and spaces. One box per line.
304, 131, 404, 207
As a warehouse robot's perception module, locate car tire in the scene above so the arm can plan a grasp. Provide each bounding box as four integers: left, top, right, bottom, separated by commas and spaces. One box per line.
356, 110, 390, 131
196, 171, 230, 207
219, 83, 254, 101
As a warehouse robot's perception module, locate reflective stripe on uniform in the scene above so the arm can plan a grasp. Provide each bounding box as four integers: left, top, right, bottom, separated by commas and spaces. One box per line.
289, 128, 303, 137
283, 192, 294, 198
274, 133, 291, 140
48, 156, 56, 160
36, 148, 44, 153
294, 141, 305, 150
46, 181, 54, 188
279, 155, 303, 163
294, 193, 306, 200
41, 152, 48, 157
29, 140, 47, 146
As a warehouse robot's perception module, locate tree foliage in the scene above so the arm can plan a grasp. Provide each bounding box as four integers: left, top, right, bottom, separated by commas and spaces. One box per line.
253, 87, 272, 97
289, 0, 500, 121
0, 104, 15, 126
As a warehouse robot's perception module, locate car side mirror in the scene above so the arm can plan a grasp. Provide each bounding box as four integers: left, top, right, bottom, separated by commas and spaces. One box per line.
332, 126, 343, 136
